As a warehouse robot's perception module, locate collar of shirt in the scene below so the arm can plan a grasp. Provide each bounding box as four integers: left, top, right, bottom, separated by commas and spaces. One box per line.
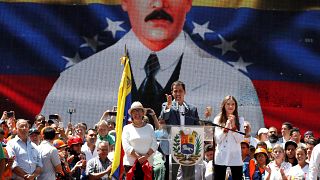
40, 140, 52, 146
178, 104, 185, 126
124, 30, 186, 88
14, 135, 31, 144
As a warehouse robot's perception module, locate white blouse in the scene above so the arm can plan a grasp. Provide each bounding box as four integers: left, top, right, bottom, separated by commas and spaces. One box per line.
122, 123, 158, 166
264, 161, 292, 180
214, 115, 244, 166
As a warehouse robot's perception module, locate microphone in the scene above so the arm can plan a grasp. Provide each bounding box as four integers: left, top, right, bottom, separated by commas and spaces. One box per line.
199, 119, 246, 135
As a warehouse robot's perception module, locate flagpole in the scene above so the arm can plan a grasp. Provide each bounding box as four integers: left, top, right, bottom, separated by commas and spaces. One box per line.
110, 45, 132, 179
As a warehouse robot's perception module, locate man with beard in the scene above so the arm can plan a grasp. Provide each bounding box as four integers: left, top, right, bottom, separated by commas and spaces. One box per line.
265, 126, 281, 149
41, 0, 264, 131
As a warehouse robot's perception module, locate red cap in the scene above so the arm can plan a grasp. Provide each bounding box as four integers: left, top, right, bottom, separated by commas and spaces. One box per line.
67, 136, 83, 147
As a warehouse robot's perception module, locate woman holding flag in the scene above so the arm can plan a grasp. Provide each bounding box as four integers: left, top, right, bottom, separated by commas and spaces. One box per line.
122, 101, 158, 179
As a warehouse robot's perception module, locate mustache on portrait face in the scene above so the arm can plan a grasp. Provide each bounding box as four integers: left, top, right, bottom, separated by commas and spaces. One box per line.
145, 9, 173, 23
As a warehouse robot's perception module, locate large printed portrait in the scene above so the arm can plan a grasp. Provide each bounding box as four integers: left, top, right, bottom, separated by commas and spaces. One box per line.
0, 1, 319, 135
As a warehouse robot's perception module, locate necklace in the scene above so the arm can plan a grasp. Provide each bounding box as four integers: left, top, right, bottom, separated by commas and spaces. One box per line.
132, 120, 145, 128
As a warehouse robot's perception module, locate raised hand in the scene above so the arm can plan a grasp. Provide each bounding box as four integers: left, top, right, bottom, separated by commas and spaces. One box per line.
265, 164, 271, 174
165, 94, 173, 110
228, 115, 236, 128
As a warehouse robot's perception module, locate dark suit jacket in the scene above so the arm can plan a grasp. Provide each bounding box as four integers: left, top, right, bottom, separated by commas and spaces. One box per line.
160, 100, 200, 125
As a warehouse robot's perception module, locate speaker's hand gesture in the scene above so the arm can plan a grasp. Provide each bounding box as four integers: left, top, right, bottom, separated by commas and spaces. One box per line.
165, 94, 172, 110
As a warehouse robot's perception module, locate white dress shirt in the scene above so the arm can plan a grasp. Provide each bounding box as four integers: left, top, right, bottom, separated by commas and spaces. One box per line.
81, 142, 98, 161
178, 104, 185, 126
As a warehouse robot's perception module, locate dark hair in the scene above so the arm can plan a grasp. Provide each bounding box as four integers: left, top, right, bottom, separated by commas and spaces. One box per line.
81, 123, 88, 131
218, 95, 240, 131
35, 114, 45, 121
284, 142, 298, 166
282, 122, 293, 130
296, 147, 307, 156
171, 81, 185, 91
290, 127, 300, 136
204, 144, 214, 152
43, 127, 56, 140
254, 152, 270, 165
306, 138, 318, 146
86, 128, 97, 134
268, 126, 278, 132
256, 141, 268, 149
0, 128, 4, 135
241, 142, 250, 148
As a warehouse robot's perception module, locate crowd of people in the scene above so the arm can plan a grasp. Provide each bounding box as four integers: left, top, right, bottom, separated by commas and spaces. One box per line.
0, 81, 319, 180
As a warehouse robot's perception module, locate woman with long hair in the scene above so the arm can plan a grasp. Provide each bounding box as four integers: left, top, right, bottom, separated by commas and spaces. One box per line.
287, 147, 309, 179
214, 95, 244, 180
265, 144, 292, 180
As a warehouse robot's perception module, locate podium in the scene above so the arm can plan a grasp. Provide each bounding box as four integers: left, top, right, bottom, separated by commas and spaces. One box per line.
155, 125, 214, 180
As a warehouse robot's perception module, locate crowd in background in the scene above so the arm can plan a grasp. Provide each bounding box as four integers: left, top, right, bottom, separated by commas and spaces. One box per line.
0, 86, 320, 180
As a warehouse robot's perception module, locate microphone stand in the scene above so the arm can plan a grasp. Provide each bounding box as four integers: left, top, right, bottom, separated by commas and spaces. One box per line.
199, 119, 246, 178
199, 119, 246, 135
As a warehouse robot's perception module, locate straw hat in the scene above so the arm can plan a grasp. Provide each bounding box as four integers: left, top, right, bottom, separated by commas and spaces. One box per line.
128, 101, 146, 115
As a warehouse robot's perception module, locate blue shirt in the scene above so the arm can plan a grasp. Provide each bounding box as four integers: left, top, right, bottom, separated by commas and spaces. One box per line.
6, 136, 43, 175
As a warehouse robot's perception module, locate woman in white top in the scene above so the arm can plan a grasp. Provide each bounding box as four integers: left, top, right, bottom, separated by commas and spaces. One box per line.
122, 101, 158, 179
214, 95, 244, 180
287, 147, 309, 179
265, 144, 292, 180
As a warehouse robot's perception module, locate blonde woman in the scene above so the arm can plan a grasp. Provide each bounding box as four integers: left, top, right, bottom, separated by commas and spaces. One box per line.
265, 144, 291, 180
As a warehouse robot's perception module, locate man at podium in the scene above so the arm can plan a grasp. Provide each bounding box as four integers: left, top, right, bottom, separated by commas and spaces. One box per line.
160, 81, 200, 180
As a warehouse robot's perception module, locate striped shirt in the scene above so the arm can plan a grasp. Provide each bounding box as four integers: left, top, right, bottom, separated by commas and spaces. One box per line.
86, 156, 111, 180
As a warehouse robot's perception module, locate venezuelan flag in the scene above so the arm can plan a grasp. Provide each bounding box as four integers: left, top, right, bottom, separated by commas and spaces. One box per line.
0, 0, 320, 137
110, 52, 132, 179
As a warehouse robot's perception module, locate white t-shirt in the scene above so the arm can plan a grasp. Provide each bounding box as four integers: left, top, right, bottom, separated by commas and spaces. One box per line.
287, 164, 309, 179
